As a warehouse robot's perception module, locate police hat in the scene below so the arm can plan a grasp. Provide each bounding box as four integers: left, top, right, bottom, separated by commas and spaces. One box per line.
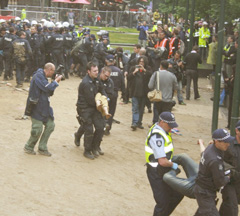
105, 54, 114, 62
90, 34, 96, 40
212, 129, 235, 143
159, 112, 178, 128
235, 120, 240, 130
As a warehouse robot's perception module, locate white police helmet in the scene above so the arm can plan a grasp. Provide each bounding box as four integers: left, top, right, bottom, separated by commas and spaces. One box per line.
15, 17, 21, 21
31, 20, 38, 25
62, 22, 69, 28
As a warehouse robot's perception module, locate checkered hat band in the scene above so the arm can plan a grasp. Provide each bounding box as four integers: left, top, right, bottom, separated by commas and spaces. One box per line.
160, 117, 175, 124
214, 134, 230, 141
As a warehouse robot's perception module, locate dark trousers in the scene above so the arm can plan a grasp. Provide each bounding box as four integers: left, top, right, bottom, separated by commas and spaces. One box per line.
0, 54, 3, 76
77, 107, 105, 151
64, 49, 71, 78
219, 183, 239, 216
3, 51, 13, 78
52, 49, 64, 71
153, 101, 173, 124
79, 53, 88, 77
147, 165, 184, 216
106, 95, 118, 130
186, 69, 200, 100
194, 184, 219, 216
16, 62, 26, 85
199, 47, 207, 60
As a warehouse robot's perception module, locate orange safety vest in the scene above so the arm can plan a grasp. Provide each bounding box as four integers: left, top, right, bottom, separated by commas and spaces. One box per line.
169, 37, 180, 58
154, 38, 168, 49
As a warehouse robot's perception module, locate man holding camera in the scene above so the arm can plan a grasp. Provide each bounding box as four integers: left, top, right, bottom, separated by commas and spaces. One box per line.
24, 63, 62, 157
137, 21, 149, 48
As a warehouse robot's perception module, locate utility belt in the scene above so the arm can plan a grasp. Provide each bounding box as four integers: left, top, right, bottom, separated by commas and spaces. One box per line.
146, 163, 171, 178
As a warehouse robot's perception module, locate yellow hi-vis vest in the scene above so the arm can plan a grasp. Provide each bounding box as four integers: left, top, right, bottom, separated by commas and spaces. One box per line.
198, 27, 210, 47
145, 125, 174, 167
21, 9, 26, 20
223, 44, 232, 60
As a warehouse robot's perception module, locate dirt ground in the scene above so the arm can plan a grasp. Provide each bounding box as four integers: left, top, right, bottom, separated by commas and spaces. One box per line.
0, 76, 230, 216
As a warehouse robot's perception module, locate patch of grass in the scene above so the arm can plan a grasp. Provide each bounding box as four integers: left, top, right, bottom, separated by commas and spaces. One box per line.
86, 26, 138, 33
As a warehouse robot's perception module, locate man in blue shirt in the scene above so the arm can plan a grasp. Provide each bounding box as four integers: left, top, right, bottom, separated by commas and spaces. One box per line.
137, 21, 149, 48
24, 63, 62, 157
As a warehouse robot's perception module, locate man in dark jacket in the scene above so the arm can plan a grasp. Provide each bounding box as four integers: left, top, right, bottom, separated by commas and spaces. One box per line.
128, 56, 152, 130
184, 45, 202, 100
75, 62, 106, 160
2, 27, 16, 80
24, 63, 62, 157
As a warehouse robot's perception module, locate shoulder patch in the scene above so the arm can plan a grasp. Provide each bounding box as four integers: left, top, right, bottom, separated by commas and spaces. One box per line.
156, 139, 162, 147
219, 164, 223, 171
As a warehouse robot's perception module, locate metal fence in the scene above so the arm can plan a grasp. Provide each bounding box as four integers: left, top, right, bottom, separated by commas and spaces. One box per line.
0, 8, 59, 22
6, 5, 153, 28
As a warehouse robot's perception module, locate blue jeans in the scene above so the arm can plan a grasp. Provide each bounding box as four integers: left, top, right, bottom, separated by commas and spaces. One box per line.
132, 96, 146, 126
177, 80, 184, 103
163, 153, 199, 199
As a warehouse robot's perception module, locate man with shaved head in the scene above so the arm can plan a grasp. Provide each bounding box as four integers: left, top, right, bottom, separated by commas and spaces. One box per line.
24, 63, 62, 157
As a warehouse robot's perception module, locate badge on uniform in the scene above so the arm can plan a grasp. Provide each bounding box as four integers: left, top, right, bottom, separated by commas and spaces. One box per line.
219, 164, 223, 171
156, 140, 162, 147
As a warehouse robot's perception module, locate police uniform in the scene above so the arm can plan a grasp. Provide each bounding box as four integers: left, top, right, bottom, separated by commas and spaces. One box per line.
2, 32, 17, 80
76, 74, 106, 158
194, 129, 233, 216
47, 32, 64, 73
63, 31, 73, 78
219, 123, 240, 216
145, 114, 183, 216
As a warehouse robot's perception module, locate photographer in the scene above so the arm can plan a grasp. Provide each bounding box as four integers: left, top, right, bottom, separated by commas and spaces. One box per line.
24, 63, 62, 157
128, 56, 152, 131
137, 21, 149, 48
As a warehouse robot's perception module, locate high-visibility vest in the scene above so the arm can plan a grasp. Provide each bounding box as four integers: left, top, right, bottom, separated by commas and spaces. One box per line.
198, 27, 210, 47
21, 9, 26, 20
152, 25, 157, 32
223, 44, 232, 60
145, 124, 174, 168
169, 37, 180, 58
154, 38, 168, 49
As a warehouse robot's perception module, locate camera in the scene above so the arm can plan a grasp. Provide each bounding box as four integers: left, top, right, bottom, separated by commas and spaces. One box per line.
136, 65, 141, 69
55, 64, 65, 81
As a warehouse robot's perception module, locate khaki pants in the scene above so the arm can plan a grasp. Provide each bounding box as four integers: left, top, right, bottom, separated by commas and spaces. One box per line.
95, 93, 109, 117
25, 117, 55, 151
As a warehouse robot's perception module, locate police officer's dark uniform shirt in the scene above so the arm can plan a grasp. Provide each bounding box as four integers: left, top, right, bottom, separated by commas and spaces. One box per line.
79, 37, 94, 55
99, 76, 114, 100
108, 65, 125, 95
77, 74, 106, 109
30, 33, 40, 54
195, 143, 230, 191
13, 37, 32, 61
3, 33, 17, 52
47, 33, 64, 51
94, 42, 108, 62
224, 138, 240, 182
63, 32, 73, 50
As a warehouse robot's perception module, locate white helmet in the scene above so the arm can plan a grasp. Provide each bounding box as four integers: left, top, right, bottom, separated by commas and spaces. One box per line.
0, 19, 5, 24
31, 20, 38, 25
203, 21, 208, 25
15, 17, 21, 21
56, 23, 62, 28
48, 21, 55, 28
41, 19, 46, 23
157, 20, 162, 25
23, 19, 29, 23
62, 22, 69, 28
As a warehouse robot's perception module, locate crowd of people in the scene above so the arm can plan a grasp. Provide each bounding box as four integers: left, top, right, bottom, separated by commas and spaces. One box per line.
0, 14, 240, 216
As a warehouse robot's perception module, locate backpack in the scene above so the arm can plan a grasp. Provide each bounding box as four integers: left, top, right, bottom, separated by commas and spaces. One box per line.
13, 41, 26, 64
71, 38, 84, 57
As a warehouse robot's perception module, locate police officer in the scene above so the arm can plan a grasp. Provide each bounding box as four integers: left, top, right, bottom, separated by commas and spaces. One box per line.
75, 62, 106, 160
93, 35, 109, 70
25, 26, 40, 82
0, 27, 6, 77
46, 27, 64, 75
63, 23, 73, 79
194, 129, 234, 216
13, 31, 32, 88
104, 54, 125, 135
219, 121, 240, 216
2, 27, 17, 80
145, 112, 184, 216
